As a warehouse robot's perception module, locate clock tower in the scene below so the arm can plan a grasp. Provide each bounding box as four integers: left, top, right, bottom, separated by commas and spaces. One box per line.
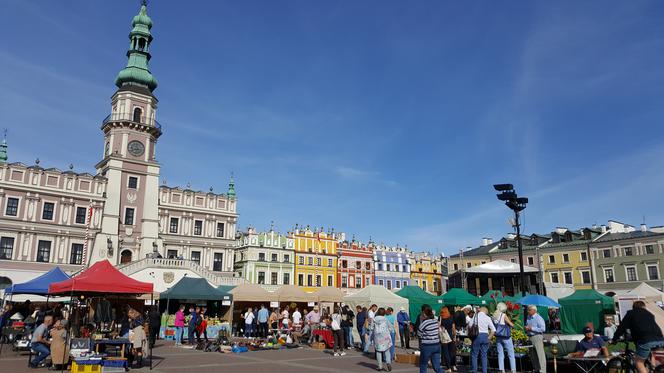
93, 2, 162, 264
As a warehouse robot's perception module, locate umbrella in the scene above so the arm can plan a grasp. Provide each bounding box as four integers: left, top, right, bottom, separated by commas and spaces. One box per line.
517, 294, 561, 308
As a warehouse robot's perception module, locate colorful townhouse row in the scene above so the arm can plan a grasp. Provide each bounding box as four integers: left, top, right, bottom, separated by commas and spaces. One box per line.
446, 220, 664, 296
234, 225, 447, 295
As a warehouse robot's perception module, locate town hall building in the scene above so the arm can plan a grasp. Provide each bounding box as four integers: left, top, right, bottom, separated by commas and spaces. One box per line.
0, 3, 243, 292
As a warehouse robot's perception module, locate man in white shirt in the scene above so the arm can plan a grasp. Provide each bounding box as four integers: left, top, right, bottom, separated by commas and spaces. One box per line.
292, 308, 302, 326
367, 304, 378, 321
469, 307, 495, 373
366, 304, 378, 348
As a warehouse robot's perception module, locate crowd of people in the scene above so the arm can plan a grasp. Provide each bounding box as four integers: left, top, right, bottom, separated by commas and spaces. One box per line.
3, 297, 663, 373
0, 301, 161, 369
172, 305, 213, 347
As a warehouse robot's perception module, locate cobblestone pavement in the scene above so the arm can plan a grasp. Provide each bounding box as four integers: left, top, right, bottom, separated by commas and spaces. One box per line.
0, 342, 441, 373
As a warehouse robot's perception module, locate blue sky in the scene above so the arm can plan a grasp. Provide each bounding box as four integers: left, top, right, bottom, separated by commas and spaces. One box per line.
1, 1, 663, 255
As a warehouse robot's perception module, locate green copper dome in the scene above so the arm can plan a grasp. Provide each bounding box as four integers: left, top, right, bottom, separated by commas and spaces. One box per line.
0, 138, 7, 163
227, 174, 236, 199
114, 4, 158, 92
132, 5, 153, 29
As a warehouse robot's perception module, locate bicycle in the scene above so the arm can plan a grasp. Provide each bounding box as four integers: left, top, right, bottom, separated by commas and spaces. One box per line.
606, 341, 664, 373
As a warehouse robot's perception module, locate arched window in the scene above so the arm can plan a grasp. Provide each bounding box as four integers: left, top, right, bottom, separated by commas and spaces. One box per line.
120, 249, 133, 264
133, 107, 142, 123
137, 38, 146, 51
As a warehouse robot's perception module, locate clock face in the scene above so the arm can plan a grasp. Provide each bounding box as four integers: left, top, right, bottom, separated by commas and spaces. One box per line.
127, 140, 145, 157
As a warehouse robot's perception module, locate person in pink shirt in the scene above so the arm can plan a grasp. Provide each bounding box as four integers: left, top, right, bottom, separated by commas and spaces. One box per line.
174, 305, 186, 346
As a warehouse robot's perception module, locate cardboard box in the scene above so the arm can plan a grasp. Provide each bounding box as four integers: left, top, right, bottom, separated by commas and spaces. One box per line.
395, 353, 419, 365
311, 342, 326, 350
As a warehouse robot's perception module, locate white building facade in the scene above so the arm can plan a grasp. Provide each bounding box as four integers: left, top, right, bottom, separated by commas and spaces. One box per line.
0, 4, 242, 293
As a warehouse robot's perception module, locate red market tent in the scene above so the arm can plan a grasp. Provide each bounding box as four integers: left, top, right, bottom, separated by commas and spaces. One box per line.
48, 260, 153, 295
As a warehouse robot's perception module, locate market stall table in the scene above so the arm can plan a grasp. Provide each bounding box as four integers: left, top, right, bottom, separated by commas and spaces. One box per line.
95, 338, 131, 359
312, 329, 334, 348
565, 356, 608, 373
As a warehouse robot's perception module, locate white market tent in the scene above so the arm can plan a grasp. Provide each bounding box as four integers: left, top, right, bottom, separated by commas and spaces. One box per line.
618, 282, 664, 303
342, 285, 409, 312
464, 259, 538, 274
543, 282, 575, 301
616, 283, 664, 329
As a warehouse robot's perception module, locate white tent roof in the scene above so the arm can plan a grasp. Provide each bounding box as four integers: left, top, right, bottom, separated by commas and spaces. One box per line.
465, 259, 538, 274
618, 282, 664, 303
543, 282, 575, 301
342, 285, 409, 311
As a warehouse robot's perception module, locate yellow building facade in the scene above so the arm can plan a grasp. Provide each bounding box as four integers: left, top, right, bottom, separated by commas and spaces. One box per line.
538, 228, 601, 290
410, 253, 445, 295
292, 227, 338, 292
540, 244, 593, 290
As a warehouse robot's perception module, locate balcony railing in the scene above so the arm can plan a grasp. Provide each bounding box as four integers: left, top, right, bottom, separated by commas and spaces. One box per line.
118, 257, 245, 286
102, 113, 162, 131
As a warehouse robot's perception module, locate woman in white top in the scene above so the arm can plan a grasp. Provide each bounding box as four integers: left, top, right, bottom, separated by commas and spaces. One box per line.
292, 308, 302, 326
331, 306, 347, 356
493, 303, 516, 373
469, 306, 495, 373
244, 308, 255, 338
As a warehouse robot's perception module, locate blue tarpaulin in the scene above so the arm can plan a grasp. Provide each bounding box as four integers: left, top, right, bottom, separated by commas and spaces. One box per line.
6, 267, 70, 295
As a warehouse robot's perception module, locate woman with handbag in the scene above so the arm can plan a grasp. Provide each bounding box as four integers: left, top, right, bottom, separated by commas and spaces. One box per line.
439, 306, 457, 371
469, 306, 495, 373
493, 303, 516, 373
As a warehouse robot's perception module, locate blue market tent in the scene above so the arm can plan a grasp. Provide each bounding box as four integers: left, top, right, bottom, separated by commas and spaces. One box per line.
517, 294, 561, 308
6, 267, 70, 295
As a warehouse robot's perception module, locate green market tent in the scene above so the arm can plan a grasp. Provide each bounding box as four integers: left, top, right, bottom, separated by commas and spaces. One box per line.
161, 277, 227, 300
217, 285, 236, 297
396, 286, 441, 323
559, 289, 616, 335
439, 288, 482, 307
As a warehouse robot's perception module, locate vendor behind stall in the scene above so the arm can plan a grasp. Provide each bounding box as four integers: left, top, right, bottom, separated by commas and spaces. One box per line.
575, 327, 609, 357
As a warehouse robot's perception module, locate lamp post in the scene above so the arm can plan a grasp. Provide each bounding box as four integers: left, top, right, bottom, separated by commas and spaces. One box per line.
493, 183, 529, 300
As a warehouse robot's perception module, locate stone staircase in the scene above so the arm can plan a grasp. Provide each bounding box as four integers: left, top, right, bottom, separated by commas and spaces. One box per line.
117, 257, 245, 286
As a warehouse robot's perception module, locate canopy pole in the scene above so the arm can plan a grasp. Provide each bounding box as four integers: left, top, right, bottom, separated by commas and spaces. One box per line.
61, 293, 73, 373
150, 293, 153, 370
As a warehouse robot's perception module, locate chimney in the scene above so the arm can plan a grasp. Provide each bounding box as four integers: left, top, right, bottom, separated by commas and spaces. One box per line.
641, 224, 648, 232
482, 237, 493, 246
601, 225, 607, 233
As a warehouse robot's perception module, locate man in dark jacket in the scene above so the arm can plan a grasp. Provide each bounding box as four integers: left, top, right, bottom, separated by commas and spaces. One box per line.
611, 301, 664, 373
356, 306, 367, 351
187, 306, 198, 345
148, 306, 161, 349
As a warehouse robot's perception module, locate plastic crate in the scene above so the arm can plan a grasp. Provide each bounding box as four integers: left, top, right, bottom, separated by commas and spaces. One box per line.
71, 361, 102, 373
101, 359, 127, 368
